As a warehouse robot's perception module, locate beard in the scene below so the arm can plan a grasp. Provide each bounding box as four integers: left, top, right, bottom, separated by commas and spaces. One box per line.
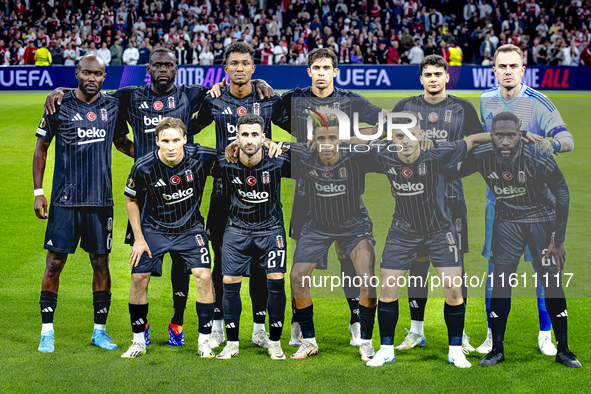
493, 141, 521, 167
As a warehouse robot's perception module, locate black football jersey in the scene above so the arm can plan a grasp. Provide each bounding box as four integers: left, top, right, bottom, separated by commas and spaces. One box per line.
111, 84, 208, 159
124, 144, 216, 233
212, 147, 291, 230
292, 143, 377, 231
451, 142, 569, 241
393, 95, 484, 204
281, 86, 382, 142
371, 140, 468, 235
194, 84, 289, 153
36, 91, 126, 207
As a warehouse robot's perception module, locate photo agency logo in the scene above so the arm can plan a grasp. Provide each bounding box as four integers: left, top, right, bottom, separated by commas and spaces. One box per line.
304, 108, 419, 151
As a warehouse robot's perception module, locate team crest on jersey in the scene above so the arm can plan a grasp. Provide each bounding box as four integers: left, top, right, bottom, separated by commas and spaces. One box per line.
253, 102, 260, 114
195, 234, 205, 247
276, 235, 285, 248
518, 171, 526, 183
246, 176, 256, 185
168, 97, 175, 108
322, 172, 333, 179
101, 108, 108, 122
418, 163, 426, 176
154, 101, 163, 110
237, 106, 247, 116
87, 112, 96, 121
428, 112, 438, 122
185, 170, 193, 182
107, 217, 113, 231
446, 232, 455, 245
262, 171, 270, 184
444, 110, 453, 123
339, 167, 347, 178
502, 171, 513, 181
402, 168, 412, 178
455, 218, 462, 232
333, 101, 341, 110
170, 175, 180, 185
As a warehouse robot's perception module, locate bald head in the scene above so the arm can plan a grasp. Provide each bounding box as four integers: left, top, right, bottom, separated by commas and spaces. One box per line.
78, 54, 106, 71
75, 54, 107, 98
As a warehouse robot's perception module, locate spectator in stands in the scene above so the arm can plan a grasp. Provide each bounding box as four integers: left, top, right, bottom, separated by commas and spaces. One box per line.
110, 38, 123, 65
386, 40, 400, 64
24, 40, 37, 65
175, 40, 188, 65
35, 41, 52, 66
580, 41, 591, 66
448, 38, 463, 65
199, 44, 213, 65
480, 32, 497, 64
123, 40, 139, 65
351, 44, 363, 64
481, 49, 493, 66
536, 38, 551, 65
407, 38, 424, 64
13, 40, 25, 65
50, 41, 64, 65
568, 41, 580, 66
138, 40, 150, 65
63, 43, 76, 66
97, 42, 111, 65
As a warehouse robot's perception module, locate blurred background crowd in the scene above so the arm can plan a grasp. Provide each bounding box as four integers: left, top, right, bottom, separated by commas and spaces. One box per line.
1, 0, 591, 67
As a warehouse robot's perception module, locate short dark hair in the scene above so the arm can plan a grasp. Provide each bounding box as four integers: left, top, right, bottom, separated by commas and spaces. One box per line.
307, 47, 338, 69
420, 54, 448, 73
155, 117, 187, 138
237, 113, 265, 132
223, 41, 255, 63
149, 47, 176, 63
491, 112, 520, 131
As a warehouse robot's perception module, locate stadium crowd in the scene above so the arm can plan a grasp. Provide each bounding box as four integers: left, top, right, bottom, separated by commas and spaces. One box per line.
2, 0, 591, 67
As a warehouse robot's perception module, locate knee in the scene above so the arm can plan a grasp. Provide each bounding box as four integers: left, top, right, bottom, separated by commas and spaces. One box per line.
45, 254, 67, 277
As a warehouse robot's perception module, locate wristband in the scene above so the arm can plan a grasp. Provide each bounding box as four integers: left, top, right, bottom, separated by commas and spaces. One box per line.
34, 188, 44, 197
551, 139, 561, 153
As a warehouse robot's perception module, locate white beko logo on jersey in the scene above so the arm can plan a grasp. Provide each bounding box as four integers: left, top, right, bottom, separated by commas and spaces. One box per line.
163, 188, 194, 204
493, 185, 527, 199
391, 180, 425, 196
314, 182, 346, 197
139, 102, 149, 109
423, 127, 448, 142
77, 127, 106, 144
238, 189, 269, 203
71, 113, 83, 121
144, 115, 164, 133
226, 123, 238, 141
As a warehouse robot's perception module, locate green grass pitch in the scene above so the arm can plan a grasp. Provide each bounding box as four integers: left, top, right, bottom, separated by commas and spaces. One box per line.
0, 90, 590, 393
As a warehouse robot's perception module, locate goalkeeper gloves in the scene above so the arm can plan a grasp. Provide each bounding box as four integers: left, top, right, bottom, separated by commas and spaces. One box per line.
532, 139, 561, 157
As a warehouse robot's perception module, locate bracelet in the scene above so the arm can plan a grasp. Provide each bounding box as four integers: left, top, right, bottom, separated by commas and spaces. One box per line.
551, 139, 561, 153
34, 188, 44, 197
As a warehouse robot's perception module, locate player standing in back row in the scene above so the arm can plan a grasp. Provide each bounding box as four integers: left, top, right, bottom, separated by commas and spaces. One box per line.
477, 44, 575, 355
33, 54, 133, 353
194, 42, 289, 350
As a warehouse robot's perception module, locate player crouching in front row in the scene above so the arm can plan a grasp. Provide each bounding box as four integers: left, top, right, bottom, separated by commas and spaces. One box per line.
213, 114, 291, 361
121, 117, 217, 358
